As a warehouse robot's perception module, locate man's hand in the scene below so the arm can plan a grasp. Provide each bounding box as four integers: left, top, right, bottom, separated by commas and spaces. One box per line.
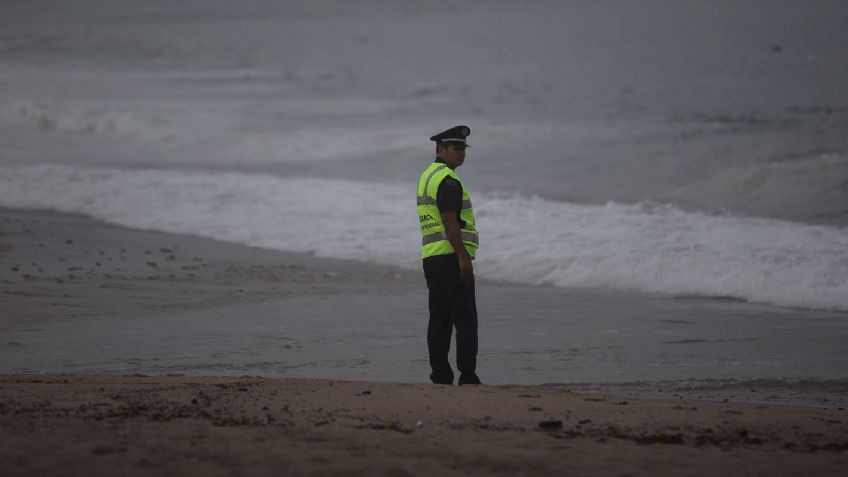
441, 210, 474, 282
458, 253, 474, 282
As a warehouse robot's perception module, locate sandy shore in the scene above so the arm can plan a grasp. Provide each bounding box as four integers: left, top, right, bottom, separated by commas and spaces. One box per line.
3, 207, 848, 391
1, 207, 847, 474
0, 207, 423, 330
1, 374, 846, 476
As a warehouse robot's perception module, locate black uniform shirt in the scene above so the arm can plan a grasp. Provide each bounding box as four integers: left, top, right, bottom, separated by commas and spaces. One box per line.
434, 159, 466, 228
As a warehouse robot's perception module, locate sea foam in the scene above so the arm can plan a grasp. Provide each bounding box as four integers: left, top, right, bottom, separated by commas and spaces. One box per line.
1, 164, 846, 311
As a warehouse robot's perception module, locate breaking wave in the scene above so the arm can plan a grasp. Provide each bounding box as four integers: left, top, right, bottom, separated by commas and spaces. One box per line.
1, 164, 846, 311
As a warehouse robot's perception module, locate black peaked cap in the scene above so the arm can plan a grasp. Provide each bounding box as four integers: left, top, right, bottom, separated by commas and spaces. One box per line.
430, 125, 471, 147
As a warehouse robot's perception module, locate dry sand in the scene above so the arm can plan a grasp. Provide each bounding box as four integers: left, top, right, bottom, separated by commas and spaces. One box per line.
1, 374, 846, 477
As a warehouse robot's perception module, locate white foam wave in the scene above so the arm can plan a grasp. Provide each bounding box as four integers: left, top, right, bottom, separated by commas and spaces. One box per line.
1, 164, 846, 311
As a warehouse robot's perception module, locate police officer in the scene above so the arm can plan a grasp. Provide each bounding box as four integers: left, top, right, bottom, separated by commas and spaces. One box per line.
416, 125, 481, 385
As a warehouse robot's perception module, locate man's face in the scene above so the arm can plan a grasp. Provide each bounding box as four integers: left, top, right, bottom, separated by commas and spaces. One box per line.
437, 143, 467, 168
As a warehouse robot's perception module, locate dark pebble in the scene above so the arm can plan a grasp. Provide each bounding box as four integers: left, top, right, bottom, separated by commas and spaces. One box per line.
538, 420, 562, 429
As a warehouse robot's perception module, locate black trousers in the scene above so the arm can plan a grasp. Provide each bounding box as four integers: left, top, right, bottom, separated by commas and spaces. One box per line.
422, 254, 478, 384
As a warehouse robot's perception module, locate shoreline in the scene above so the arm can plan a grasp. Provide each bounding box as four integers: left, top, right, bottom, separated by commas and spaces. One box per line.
1, 374, 846, 476
2, 206, 847, 404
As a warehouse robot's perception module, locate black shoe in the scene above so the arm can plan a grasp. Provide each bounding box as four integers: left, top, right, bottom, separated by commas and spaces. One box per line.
430, 371, 454, 385
458, 375, 482, 385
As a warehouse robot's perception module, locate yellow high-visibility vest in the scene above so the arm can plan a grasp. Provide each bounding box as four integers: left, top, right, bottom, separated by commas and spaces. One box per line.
416, 162, 479, 260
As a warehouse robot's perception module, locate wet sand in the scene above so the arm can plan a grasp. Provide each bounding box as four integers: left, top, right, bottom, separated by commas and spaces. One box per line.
0, 207, 423, 329
2, 207, 848, 391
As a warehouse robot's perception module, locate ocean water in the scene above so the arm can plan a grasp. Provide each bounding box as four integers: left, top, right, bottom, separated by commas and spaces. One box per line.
1, 0, 848, 312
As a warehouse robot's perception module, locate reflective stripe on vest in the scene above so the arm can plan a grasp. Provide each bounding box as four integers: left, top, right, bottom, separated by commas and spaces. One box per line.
420, 164, 448, 198
422, 231, 480, 246
416, 196, 473, 209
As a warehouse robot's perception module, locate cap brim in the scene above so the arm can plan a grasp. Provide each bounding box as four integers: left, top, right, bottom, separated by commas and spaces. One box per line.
440, 140, 470, 147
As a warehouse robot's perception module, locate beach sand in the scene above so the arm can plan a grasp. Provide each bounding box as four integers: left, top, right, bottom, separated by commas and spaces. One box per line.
2, 207, 847, 475
1, 374, 846, 477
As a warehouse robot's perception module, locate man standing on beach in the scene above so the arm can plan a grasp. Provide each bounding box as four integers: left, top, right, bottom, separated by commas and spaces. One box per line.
416, 125, 481, 385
